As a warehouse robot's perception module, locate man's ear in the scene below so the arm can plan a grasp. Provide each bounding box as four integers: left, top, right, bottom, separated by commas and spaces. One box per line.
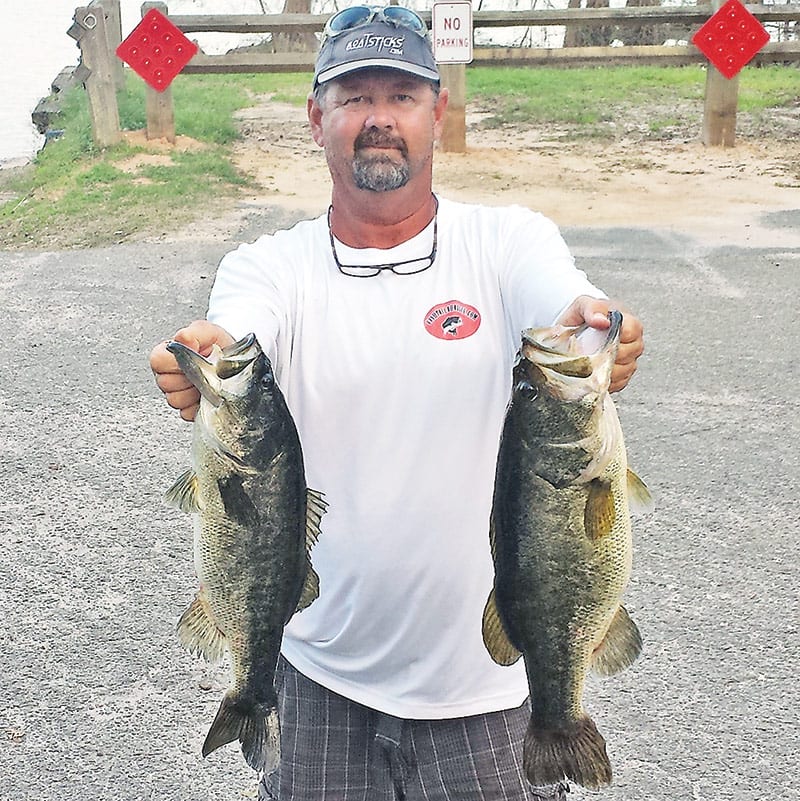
308, 93, 325, 147
433, 87, 449, 143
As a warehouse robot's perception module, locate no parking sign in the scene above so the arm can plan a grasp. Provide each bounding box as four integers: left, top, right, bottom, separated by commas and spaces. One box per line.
432, 1, 473, 64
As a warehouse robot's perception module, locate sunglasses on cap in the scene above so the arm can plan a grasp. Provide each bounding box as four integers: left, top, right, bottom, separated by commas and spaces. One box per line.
323, 5, 427, 40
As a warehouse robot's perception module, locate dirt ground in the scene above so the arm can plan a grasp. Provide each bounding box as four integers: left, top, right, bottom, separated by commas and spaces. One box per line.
223, 95, 800, 249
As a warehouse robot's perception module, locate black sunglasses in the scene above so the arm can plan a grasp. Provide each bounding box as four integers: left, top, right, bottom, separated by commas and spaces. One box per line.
327, 202, 438, 278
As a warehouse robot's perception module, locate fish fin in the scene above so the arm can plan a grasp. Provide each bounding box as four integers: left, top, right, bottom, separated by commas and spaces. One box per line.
523, 713, 612, 790
584, 479, 616, 540
305, 488, 328, 549
295, 563, 320, 614
627, 469, 654, 515
217, 474, 260, 529
177, 592, 227, 663
202, 693, 280, 773
165, 469, 201, 513
293, 488, 328, 614
591, 605, 643, 677
481, 589, 522, 666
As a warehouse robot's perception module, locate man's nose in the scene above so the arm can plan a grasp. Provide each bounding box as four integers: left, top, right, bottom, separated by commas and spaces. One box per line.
363, 100, 396, 130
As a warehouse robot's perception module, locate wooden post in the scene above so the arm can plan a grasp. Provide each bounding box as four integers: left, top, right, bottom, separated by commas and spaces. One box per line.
142, 2, 176, 143
439, 63, 466, 153
702, 67, 739, 147
701, 0, 739, 147
73, 5, 121, 147
94, 0, 126, 90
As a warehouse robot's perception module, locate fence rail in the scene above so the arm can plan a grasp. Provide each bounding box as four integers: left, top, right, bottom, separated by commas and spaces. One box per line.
63, 0, 800, 151
166, 6, 800, 33
470, 39, 799, 66
181, 40, 800, 73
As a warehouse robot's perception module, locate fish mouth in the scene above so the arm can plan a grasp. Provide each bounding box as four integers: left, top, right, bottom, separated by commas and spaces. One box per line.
167, 333, 260, 407
517, 311, 622, 400
521, 311, 622, 377
219, 332, 257, 359
216, 333, 260, 379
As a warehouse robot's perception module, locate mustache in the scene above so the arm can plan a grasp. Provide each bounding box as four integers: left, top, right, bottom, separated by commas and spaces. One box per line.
355, 130, 408, 155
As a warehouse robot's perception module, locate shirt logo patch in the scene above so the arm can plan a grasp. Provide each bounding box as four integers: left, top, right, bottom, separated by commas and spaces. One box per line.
424, 300, 481, 341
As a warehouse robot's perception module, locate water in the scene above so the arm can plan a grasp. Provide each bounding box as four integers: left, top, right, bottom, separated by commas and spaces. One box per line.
1, 3, 81, 167
0, 0, 290, 168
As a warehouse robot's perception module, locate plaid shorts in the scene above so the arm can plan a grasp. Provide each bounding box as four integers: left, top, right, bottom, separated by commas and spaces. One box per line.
259, 656, 569, 801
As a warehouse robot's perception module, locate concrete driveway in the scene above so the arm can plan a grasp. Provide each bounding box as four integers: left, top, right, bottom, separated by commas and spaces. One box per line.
1, 204, 798, 801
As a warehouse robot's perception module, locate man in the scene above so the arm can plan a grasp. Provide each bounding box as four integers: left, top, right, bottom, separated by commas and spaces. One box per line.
150, 6, 644, 800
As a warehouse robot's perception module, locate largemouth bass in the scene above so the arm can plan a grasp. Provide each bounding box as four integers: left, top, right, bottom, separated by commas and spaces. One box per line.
483, 311, 651, 789
165, 333, 326, 772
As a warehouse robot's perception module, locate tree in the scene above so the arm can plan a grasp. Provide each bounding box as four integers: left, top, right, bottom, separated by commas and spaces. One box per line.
272, 0, 318, 53
563, 0, 614, 48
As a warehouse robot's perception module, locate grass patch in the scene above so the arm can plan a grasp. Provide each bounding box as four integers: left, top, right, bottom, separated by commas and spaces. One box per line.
0, 72, 306, 249
466, 64, 799, 134
1, 65, 797, 249
466, 65, 704, 128
0, 70, 319, 249
245, 73, 315, 106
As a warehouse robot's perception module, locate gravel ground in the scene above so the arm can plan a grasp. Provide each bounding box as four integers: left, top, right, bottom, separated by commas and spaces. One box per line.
1, 206, 798, 800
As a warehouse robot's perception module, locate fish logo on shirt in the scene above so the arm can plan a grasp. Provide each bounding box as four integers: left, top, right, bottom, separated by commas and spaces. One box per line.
424, 301, 481, 341
441, 316, 463, 336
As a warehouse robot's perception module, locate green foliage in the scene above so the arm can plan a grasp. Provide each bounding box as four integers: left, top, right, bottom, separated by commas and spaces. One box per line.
737, 65, 800, 112
245, 72, 315, 106
1, 65, 796, 249
466, 64, 797, 127
0, 73, 263, 249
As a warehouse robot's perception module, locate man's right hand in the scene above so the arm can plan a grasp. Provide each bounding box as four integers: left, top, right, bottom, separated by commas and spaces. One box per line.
149, 320, 235, 421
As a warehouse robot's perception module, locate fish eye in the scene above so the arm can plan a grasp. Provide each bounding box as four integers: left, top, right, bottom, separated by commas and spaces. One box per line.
261, 371, 275, 390
515, 380, 538, 400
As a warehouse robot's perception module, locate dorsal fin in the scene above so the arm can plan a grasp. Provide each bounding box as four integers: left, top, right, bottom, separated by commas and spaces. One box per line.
295, 488, 328, 613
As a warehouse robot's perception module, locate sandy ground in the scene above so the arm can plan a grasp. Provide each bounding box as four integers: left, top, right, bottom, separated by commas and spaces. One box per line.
225, 96, 800, 249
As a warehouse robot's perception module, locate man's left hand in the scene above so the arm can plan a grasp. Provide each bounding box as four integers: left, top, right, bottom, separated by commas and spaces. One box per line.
557, 295, 644, 393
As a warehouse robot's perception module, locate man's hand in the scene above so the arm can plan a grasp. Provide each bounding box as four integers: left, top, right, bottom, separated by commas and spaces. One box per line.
557, 296, 644, 393
149, 321, 235, 421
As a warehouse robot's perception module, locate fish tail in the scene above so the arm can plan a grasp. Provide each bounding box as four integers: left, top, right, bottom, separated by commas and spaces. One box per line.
523, 714, 612, 790
202, 692, 280, 773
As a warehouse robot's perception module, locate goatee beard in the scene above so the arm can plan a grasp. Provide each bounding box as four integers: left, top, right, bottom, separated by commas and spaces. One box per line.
352, 130, 410, 192
352, 154, 410, 192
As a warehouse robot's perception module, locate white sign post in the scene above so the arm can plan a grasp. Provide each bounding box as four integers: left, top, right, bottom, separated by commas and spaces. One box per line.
432, 1, 472, 153
431, 0, 473, 64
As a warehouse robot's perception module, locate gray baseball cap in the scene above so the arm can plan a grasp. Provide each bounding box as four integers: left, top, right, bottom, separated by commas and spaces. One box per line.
314, 20, 440, 87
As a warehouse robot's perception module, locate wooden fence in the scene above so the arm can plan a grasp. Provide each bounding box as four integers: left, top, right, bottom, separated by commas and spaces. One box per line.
65, 0, 800, 150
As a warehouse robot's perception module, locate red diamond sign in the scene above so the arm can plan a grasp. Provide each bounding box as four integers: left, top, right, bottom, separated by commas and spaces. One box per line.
692, 0, 770, 80
116, 8, 198, 92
